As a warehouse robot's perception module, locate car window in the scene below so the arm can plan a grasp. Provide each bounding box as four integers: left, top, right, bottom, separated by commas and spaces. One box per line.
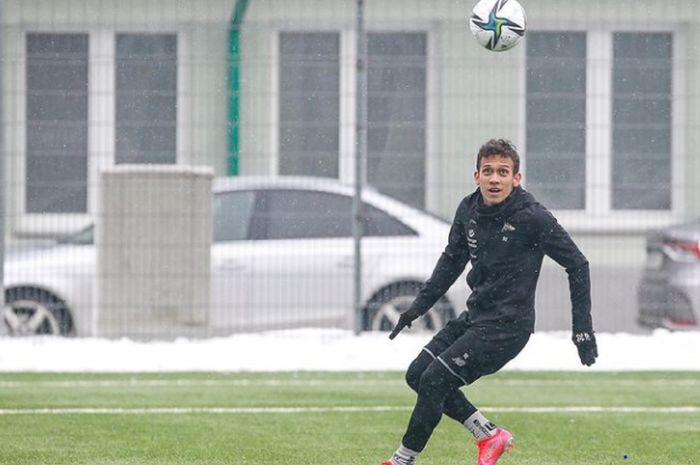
363, 203, 416, 237
256, 190, 353, 239
60, 225, 95, 245
213, 190, 256, 242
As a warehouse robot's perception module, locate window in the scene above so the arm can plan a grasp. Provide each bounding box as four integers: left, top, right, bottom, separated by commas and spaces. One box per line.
526, 32, 586, 209
612, 32, 672, 210
115, 33, 178, 164
525, 29, 678, 224
251, 189, 415, 240
20, 30, 183, 235
26, 33, 88, 213
213, 191, 256, 242
60, 224, 94, 245
363, 204, 416, 237
276, 31, 428, 210
279, 32, 340, 178
255, 190, 352, 240
367, 32, 427, 210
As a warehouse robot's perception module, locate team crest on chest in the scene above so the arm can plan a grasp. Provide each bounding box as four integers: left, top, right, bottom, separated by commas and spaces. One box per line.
501, 222, 516, 232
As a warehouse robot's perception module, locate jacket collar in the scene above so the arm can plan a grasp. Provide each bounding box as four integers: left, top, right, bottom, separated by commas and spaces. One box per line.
474, 186, 523, 222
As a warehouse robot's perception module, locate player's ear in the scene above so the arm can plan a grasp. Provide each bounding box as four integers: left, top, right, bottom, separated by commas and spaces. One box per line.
513, 172, 522, 187
474, 170, 480, 184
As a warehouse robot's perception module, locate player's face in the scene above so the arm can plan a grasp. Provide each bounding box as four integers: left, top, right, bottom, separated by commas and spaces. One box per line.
474, 155, 521, 206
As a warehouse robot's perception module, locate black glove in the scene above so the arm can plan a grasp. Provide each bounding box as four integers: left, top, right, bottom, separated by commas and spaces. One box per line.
572, 331, 598, 366
388, 305, 423, 340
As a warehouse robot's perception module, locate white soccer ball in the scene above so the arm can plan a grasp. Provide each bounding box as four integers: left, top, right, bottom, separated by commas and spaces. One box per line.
469, 0, 527, 52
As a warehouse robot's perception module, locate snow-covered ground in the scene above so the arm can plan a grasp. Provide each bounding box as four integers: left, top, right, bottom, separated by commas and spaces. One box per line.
0, 329, 698, 372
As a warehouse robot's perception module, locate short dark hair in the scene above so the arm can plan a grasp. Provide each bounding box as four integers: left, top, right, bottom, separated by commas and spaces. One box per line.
476, 139, 520, 174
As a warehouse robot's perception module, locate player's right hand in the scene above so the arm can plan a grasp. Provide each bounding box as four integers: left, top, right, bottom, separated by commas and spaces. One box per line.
389, 308, 421, 340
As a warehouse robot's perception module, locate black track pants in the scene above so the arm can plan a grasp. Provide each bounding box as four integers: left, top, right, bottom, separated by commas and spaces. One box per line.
400, 312, 530, 452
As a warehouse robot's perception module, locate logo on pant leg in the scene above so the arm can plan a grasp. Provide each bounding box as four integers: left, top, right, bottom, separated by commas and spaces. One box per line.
452, 352, 470, 367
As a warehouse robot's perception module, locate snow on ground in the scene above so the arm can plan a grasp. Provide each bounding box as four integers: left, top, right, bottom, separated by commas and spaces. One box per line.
0, 329, 699, 372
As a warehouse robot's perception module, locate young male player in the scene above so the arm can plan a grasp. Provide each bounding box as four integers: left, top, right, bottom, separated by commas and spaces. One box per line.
379, 139, 597, 465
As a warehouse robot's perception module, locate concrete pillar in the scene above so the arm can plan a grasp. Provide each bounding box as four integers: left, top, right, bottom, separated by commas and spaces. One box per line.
96, 165, 213, 338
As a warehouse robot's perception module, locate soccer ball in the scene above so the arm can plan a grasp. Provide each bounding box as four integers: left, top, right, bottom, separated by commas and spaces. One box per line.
469, 0, 527, 52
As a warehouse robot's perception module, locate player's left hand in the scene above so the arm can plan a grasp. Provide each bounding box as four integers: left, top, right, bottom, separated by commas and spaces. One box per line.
572, 331, 598, 366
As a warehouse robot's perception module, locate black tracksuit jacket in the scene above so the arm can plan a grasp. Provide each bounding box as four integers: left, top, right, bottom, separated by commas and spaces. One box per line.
412, 186, 592, 334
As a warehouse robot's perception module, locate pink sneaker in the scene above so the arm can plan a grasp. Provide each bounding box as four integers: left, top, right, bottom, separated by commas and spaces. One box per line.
475, 428, 515, 465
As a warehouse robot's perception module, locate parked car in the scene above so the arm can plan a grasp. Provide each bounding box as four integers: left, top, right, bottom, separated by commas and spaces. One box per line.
3, 176, 467, 336
637, 219, 700, 330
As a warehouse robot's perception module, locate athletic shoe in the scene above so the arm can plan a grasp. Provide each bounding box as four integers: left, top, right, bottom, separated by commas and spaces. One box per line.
378, 461, 393, 465
475, 428, 515, 465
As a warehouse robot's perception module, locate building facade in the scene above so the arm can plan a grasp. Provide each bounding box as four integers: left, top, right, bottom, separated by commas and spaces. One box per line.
2, 0, 699, 330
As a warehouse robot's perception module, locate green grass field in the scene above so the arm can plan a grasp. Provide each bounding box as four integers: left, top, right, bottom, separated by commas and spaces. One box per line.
0, 371, 698, 465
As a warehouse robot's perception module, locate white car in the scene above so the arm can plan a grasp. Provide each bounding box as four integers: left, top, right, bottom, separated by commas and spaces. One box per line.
3, 177, 468, 336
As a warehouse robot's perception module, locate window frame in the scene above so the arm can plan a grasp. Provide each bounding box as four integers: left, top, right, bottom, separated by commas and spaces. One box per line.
269, 22, 439, 211
14, 26, 190, 236
520, 23, 686, 233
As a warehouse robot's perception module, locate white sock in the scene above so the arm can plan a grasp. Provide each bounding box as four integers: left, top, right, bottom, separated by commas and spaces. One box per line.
464, 411, 498, 440
391, 444, 419, 465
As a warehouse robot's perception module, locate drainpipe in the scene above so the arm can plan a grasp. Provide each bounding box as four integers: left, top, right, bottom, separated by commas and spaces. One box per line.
0, 0, 4, 312
227, 0, 250, 175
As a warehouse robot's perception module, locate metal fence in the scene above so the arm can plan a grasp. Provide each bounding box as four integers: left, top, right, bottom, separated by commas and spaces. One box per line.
2, 0, 700, 338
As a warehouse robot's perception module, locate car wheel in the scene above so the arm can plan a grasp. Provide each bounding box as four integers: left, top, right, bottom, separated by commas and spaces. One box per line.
3, 288, 73, 336
364, 282, 454, 332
